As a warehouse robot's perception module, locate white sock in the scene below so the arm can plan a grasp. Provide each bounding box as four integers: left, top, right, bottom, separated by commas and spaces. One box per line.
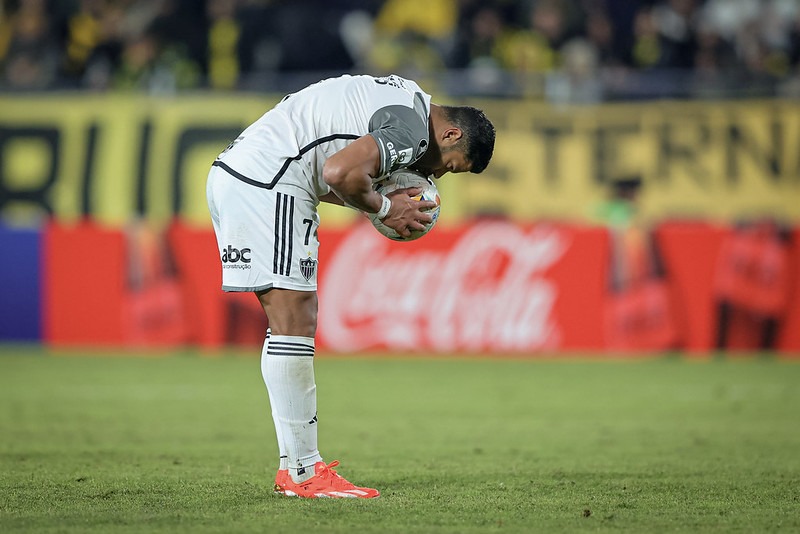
261, 333, 322, 483
260, 329, 288, 471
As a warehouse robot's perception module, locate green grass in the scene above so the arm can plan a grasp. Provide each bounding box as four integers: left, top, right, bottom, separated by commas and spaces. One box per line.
1, 346, 799, 533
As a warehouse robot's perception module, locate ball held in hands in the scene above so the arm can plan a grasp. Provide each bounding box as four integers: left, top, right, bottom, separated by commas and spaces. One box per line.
368, 169, 441, 241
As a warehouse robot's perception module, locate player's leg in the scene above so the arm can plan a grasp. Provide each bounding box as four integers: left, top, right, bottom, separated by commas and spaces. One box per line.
258, 288, 378, 498
257, 287, 321, 485
207, 167, 318, 481
260, 328, 290, 491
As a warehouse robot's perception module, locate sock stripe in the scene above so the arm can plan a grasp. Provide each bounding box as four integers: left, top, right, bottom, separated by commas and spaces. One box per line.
268, 341, 315, 357
267, 349, 314, 356
269, 341, 315, 350
268, 351, 314, 357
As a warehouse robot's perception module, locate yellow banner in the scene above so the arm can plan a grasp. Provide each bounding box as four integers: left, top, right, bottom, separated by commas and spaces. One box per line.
458, 98, 800, 224
1, 95, 798, 226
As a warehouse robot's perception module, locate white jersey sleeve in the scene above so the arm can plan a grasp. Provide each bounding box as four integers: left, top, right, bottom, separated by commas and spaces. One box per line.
213, 74, 432, 201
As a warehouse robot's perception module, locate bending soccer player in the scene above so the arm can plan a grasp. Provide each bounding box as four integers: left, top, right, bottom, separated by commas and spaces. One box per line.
206, 74, 495, 498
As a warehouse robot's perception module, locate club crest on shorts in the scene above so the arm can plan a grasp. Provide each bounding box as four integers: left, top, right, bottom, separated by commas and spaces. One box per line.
299, 255, 317, 281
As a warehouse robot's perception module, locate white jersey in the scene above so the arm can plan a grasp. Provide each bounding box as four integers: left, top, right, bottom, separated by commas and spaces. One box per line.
213, 74, 432, 202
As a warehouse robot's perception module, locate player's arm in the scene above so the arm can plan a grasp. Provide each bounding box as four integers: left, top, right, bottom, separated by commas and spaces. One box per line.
322, 136, 435, 237
318, 191, 345, 206
322, 135, 382, 212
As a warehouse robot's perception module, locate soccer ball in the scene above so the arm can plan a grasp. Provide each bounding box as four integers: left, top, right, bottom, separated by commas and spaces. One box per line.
368, 169, 441, 241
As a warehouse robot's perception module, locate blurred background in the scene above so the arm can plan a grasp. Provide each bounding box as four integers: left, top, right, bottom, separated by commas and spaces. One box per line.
1, 0, 798, 355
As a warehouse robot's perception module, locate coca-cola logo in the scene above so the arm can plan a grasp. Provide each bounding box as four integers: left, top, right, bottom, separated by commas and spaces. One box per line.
319, 221, 569, 352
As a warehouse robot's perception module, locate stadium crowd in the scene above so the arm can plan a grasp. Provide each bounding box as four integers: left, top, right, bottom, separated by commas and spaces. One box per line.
1, 0, 800, 99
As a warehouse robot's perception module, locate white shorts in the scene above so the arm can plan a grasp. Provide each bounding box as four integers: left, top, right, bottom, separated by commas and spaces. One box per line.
206, 165, 320, 292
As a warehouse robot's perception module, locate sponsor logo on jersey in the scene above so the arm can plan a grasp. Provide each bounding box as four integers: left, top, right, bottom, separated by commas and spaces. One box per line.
386, 141, 398, 165
386, 141, 414, 166
222, 245, 252, 269
397, 147, 413, 163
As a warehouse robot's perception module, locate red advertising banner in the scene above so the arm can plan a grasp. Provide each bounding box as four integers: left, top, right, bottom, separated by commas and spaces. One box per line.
779, 228, 800, 351
317, 220, 609, 353
41, 219, 798, 355
44, 221, 128, 346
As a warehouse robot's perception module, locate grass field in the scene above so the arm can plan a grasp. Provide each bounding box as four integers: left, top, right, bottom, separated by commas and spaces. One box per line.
1, 346, 799, 533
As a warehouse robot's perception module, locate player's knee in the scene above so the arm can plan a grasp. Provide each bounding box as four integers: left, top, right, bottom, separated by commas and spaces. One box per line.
256, 289, 318, 338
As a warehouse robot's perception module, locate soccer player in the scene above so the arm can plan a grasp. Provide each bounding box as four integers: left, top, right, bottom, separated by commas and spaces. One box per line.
206, 74, 495, 498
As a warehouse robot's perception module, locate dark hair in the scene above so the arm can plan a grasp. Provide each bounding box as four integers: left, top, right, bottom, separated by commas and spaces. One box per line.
442, 105, 496, 174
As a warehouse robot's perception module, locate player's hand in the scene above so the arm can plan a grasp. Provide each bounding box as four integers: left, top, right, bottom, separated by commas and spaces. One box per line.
381, 187, 438, 238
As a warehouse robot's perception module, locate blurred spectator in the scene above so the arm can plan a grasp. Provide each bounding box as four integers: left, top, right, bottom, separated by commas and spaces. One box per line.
545, 37, 603, 103
0, 0, 60, 90
0, 0, 799, 97
62, 0, 106, 82
67, 0, 197, 92
601, 0, 641, 66
494, 0, 568, 73
653, 0, 698, 69
374, 0, 457, 41
147, 0, 205, 83
631, 6, 661, 69
446, 2, 509, 70
692, 15, 738, 74
236, 0, 281, 78
596, 178, 649, 289
781, 9, 800, 97
632, 0, 698, 70
443, 2, 516, 95
71, 1, 127, 90
583, 7, 617, 66
713, 219, 792, 351
272, 1, 356, 73
108, 33, 198, 93
205, 0, 241, 89
81, 0, 203, 92
596, 177, 678, 351
368, 0, 456, 73
110, 26, 161, 91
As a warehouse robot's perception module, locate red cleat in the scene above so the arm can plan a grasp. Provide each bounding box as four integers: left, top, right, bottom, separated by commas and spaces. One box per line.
274, 461, 379, 499
273, 469, 289, 494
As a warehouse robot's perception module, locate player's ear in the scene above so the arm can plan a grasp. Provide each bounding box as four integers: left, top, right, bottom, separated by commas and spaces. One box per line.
442, 127, 463, 145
